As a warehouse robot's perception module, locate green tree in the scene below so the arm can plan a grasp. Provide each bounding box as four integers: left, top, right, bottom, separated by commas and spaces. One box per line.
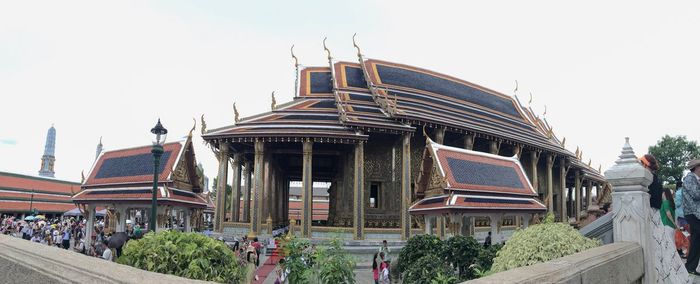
648, 135, 700, 184
441, 235, 480, 280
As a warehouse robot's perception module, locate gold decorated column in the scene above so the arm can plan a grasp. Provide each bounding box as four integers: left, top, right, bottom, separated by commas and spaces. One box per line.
463, 133, 475, 150
575, 170, 582, 223
559, 157, 567, 222
530, 151, 540, 192
401, 133, 412, 240
215, 141, 229, 233
585, 179, 593, 212
250, 140, 264, 236
301, 140, 313, 238
546, 154, 554, 213
434, 128, 446, 239
353, 142, 365, 240
230, 153, 242, 222
242, 160, 251, 222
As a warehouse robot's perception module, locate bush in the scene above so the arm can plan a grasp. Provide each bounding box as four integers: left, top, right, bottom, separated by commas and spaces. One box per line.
476, 243, 502, 271
403, 254, 456, 284
491, 214, 600, 272
314, 238, 356, 284
442, 235, 480, 279
397, 234, 443, 274
117, 231, 246, 283
280, 236, 313, 283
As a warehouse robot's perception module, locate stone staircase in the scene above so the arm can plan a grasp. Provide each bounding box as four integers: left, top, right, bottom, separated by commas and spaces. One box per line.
309, 239, 405, 268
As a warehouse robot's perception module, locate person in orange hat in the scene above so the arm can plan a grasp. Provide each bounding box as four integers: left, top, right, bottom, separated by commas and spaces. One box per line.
682, 158, 700, 274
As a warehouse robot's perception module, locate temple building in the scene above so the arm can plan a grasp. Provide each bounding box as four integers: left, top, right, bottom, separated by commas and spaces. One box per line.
72, 129, 211, 246
202, 41, 606, 240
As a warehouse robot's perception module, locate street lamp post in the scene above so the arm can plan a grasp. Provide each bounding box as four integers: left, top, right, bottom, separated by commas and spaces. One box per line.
150, 119, 168, 233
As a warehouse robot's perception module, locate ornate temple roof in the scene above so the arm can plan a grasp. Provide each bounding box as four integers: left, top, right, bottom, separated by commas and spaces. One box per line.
201, 48, 604, 181
410, 139, 546, 215
73, 136, 208, 208
0, 171, 79, 214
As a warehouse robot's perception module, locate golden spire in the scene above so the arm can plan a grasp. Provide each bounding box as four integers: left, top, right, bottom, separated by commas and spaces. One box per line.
543, 105, 547, 116
513, 80, 518, 96
290, 44, 299, 68
188, 117, 196, 138
81, 170, 85, 183
323, 37, 332, 62
575, 146, 580, 159
560, 137, 566, 148
528, 92, 533, 106
271, 91, 277, 110
588, 159, 592, 167
598, 164, 602, 172
200, 114, 207, 135
233, 102, 240, 123
352, 33, 362, 59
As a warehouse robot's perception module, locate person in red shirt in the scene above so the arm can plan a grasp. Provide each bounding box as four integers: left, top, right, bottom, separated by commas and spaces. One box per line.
251, 237, 263, 266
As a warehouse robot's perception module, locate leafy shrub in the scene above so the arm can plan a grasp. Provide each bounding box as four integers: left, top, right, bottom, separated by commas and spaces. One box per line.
280, 236, 313, 283
117, 231, 245, 283
314, 238, 356, 284
491, 215, 600, 272
441, 235, 480, 279
476, 243, 502, 271
397, 234, 443, 274
403, 254, 456, 284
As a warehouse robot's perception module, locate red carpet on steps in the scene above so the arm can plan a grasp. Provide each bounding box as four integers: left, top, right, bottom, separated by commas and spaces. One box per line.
253, 239, 282, 283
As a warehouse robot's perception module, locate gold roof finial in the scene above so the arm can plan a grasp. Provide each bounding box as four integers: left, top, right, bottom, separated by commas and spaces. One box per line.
81, 170, 85, 184
543, 105, 547, 116
560, 137, 566, 148
200, 114, 207, 135
233, 102, 240, 123
513, 80, 518, 96
575, 146, 580, 159
588, 159, 592, 167
598, 164, 602, 172
528, 92, 533, 106
290, 44, 299, 68
271, 91, 277, 110
323, 37, 332, 62
188, 117, 196, 138
352, 33, 362, 59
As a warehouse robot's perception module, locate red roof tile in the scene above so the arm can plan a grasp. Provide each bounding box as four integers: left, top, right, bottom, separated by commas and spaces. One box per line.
0, 201, 75, 213
0, 172, 80, 195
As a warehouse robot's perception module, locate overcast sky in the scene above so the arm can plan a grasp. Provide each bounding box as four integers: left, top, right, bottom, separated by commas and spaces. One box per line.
1, 1, 698, 183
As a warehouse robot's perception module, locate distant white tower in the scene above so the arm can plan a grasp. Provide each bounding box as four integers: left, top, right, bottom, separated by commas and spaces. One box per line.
39, 125, 56, 177
95, 137, 103, 160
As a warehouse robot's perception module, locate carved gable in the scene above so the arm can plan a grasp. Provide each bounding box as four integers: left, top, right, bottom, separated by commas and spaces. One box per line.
171, 139, 203, 193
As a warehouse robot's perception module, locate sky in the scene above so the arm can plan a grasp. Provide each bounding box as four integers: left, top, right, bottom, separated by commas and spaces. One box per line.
1, 1, 699, 184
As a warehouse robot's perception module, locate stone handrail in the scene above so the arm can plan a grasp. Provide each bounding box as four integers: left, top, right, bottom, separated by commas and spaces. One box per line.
0, 234, 211, 283
464, 242, 643, 284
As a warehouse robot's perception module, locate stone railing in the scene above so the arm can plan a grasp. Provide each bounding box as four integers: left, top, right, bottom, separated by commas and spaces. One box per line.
0, 234, 210, 283
466, 242, 643, 284
465, 138, 674, 284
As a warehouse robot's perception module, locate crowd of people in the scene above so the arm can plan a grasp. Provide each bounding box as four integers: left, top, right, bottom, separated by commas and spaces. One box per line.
641, 154, 700, 275
0, 215, 135, 262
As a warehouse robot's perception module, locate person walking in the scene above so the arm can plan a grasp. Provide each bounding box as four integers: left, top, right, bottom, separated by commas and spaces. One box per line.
683, 159, 700, 275
484, 232, 492, 248
378, 240, 391, 264
372, 253, 380, 284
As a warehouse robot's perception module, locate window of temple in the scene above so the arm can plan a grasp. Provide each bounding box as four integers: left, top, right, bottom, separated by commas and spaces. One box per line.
369, 182, 380, 208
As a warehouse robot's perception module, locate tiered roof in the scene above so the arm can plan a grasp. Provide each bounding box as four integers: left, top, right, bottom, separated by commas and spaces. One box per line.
410, 140, 546, 215
0, 172, 79, 214
73, 137, 208, 208
201, 49, 605, 181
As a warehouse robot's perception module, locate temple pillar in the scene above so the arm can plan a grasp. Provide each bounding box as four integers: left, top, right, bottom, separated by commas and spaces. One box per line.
269, 166, 277, 227
116, 206, 127, 232
575, 170, 582, 223
489, 140, 500, 155
546, 154, 554, 212
489, 215, 500, 244
560, 157, 567, 222
85, 204, 95, 248
522, 214, 530, 228
301, 140, 313, 238
230, 153, 242, 223
250, 141, 264, 236
463, 133, 475, 150
425, 216, 433, 235
353, 142, 365, 240
434, 128, 446, 239
184, 210, 191, 232
585, 179, 593, 211
215, 141, 229, 232
262, 156, 271, 228
401, 133, 412, 240
243, 161, 251, 222
530, 151, 540, 192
